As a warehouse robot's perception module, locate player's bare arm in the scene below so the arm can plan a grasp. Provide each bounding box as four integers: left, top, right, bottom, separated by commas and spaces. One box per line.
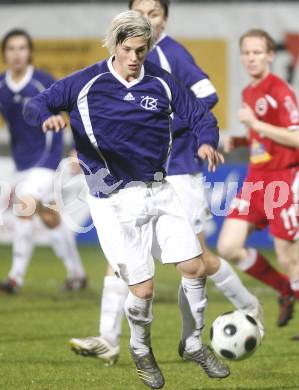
197, 144, 224, 172
42, 115, 66, 133
239, 103, 299, 148
254, 123, 299, 148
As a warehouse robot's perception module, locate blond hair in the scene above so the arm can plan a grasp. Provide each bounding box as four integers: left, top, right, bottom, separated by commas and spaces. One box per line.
103, 10, 155, 54
239, 29, 276, 52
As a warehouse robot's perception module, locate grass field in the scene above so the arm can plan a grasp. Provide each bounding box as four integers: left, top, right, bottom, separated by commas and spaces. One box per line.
0, 245, 298, 390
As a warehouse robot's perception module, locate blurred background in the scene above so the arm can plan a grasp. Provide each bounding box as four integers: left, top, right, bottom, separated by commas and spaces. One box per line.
1, 0, 299, 248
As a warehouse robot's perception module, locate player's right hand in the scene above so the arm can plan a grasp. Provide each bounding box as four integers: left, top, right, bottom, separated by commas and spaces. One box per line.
42, 115, 66, 133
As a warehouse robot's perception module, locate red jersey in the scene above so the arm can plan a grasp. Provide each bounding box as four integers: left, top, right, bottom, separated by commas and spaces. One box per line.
243, 72, 299, 171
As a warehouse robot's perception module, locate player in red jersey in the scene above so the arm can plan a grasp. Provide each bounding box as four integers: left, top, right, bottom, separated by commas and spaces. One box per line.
217, 29, 299, 338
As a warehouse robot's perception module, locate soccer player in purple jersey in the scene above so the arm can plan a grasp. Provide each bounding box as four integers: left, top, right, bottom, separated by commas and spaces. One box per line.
0, 29, 86, 293
70, 0, 263, 366
25, 11, 230, 387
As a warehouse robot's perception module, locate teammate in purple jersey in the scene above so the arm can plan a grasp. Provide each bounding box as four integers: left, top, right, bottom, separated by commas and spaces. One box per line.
69, 0, 263, 367
0, 29, 86, 293
26, 11, 230, 388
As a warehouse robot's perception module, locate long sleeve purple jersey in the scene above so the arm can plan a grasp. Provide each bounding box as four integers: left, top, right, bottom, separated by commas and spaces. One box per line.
0, 66, 63, 171
25, 57, 218, 198
147, 34, 218, 175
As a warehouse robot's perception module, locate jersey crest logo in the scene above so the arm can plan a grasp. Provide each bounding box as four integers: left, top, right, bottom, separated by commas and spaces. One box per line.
249, 139, 272, 164
124, 92, 135, 101
140, 96, 158, 111
255, 97, 268, 116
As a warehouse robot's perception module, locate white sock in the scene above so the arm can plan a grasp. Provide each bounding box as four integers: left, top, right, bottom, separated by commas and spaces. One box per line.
99, 276, 129, 347
209, 257, 258, 311
49, 221, 85, 279
179, 277, 207, 353
290, 280, 299, 292
178, 284, 194, 341
124, 291, 153, 355
237, 248, 257, 271
9, 218, 35, 286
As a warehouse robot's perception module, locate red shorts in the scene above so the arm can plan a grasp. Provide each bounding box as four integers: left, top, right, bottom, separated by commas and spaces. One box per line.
227, 167, 299, 241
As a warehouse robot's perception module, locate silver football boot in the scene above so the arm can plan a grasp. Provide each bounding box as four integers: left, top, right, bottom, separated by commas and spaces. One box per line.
69, 336, 119, 366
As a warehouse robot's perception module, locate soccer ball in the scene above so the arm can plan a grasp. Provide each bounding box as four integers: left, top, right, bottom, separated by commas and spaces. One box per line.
210, 310, 262, 360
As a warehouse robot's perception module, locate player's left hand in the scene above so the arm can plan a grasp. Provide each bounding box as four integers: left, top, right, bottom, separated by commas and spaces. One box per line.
239, 103, 258, 128
197, 144, 224, 172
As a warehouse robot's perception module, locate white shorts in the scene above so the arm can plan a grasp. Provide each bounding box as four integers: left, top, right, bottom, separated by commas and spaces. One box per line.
14, 167, 55, 203
167, 173, 212, 234
88, 181, 202, 285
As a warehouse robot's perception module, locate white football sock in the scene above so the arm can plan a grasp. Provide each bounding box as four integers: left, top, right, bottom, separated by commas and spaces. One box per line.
124, 291, 153, 355
290, 280, 299, 292
178, 284, 193, 341
237, 248, 257, 271
9, 218, 35, 286
209, 257, 258, 311
49, 221, 85, 279
179, 276, 207, 353
99, 276, 129, 347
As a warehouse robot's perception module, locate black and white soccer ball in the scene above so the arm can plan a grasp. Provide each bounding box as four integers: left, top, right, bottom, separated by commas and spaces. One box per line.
210, 310, 262, 360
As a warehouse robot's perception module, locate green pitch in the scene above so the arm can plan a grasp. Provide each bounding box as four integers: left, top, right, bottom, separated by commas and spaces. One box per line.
0, 245, 298, 390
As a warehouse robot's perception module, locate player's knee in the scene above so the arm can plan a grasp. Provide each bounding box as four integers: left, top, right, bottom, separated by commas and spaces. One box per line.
129, 280, 154, 300
38, 205, 61, 229
217, 239, 234, 261
202, 249, 220, 275
40, 213, 59, 229
194, 258, 206, 278
275, 248, 286, 266
275, 240, 297, 271
134, 290, 153, 300
177, 256, 206, 278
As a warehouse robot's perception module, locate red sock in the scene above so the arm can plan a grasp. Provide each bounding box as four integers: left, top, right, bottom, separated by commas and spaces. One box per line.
245, 251, 293, 297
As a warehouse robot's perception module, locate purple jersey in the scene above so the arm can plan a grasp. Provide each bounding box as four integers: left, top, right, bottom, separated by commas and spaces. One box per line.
147, 35, 218, 175
25, 58, 218, 198
0, 66, 62, 171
